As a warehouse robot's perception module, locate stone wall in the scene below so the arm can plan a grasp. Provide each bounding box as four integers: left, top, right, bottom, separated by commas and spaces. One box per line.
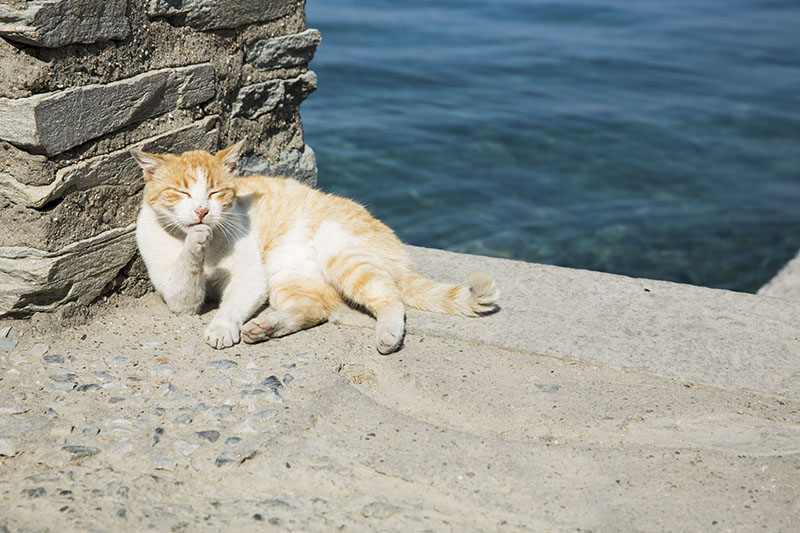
0, 0, 321, 318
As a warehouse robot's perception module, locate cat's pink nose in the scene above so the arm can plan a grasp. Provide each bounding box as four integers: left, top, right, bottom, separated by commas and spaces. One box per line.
194, 206, 209, 221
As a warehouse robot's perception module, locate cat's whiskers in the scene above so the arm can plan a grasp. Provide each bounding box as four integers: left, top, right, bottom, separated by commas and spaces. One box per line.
215, 211, 247, 244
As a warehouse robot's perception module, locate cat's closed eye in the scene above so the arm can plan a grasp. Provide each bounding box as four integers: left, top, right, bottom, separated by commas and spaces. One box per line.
165, 187, 190, 198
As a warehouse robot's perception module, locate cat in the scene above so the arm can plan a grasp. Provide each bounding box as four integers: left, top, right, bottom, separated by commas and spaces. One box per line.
131, 142, 499, 354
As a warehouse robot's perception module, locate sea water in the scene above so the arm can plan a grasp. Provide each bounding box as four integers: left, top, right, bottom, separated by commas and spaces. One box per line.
303, 0, 800, 292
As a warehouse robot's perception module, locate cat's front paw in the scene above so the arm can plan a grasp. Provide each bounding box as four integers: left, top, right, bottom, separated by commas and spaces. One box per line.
186, 224, 213, 261
204, 318, 240, 349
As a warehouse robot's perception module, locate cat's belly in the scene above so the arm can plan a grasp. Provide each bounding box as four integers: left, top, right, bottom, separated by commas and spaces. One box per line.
264, 242, 324, 285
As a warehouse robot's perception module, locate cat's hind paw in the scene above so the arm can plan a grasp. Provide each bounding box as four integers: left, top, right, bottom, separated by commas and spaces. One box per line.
240, 316, 276, 344
376, 319, 404, 355
204, 318, 240, 349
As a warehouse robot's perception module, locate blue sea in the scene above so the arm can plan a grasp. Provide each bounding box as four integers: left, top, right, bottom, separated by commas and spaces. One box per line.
302, 0, 800, 293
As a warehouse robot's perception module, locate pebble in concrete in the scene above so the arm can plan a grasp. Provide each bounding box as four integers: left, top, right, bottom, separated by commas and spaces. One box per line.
173, 441, 200, 457
207, 360, 238, 369
196, 430, 220, 443
0, 438, 16, 456
153, 457, 176, 471
63, 446, 100, 461
0, 338, 18, 351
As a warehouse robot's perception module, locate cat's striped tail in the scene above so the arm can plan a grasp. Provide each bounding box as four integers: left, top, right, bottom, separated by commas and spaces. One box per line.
400, 270, 499, 316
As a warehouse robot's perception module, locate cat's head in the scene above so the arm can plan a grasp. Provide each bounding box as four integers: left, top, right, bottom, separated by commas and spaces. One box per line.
131, 142, 244, 232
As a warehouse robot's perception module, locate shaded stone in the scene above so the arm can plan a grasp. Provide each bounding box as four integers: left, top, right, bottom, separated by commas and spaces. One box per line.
76, 383, 100, 392
245, 29, 322, 70
0, 225, 136, 317
148, 0, 296, 30
1, 116, 218, 209
239, 145, 317, 186
0, 39, 49, 100
0, 64, 215, 155
0, 141, 55, 188
231, 71, 317, 121
0, 0, 129, 47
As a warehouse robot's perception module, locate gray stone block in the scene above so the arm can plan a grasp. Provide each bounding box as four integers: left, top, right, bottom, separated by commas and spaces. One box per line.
245, 29, 322, 70
231, 71, 317, 121
0, 225, 136, 317
148, 0, 296, 30
0, 37, 49, 99
0, 142, 55, 187
0, 64, 215, 156
1, 116, 219, 209
0, 0, 130, 47
239, 144, 317, 186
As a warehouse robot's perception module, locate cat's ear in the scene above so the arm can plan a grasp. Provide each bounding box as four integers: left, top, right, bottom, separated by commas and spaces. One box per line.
216, 141, 245, 175
130, 149, 165, 181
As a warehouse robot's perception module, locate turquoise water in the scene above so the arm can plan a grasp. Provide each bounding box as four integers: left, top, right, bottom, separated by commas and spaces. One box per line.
302, 0, 800, 292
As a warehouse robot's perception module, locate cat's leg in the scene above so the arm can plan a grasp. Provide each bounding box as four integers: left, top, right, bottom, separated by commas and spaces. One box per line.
241, 278, 341, 343
204, 270, 268, 349
158, 225, 212, 315
326, 252, 406, 354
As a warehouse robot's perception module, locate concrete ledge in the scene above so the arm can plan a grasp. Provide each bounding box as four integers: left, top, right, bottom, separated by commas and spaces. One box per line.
0, 247, 798, 530
759, 249, 800, 301
398, 246, 800, 400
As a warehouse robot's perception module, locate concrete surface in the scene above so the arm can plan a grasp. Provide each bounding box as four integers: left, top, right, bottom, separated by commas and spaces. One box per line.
759, 249, 800, 301
1, 246, 798, 531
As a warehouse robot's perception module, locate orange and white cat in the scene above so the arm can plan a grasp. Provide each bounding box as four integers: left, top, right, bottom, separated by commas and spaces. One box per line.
131, 143, 498, 353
